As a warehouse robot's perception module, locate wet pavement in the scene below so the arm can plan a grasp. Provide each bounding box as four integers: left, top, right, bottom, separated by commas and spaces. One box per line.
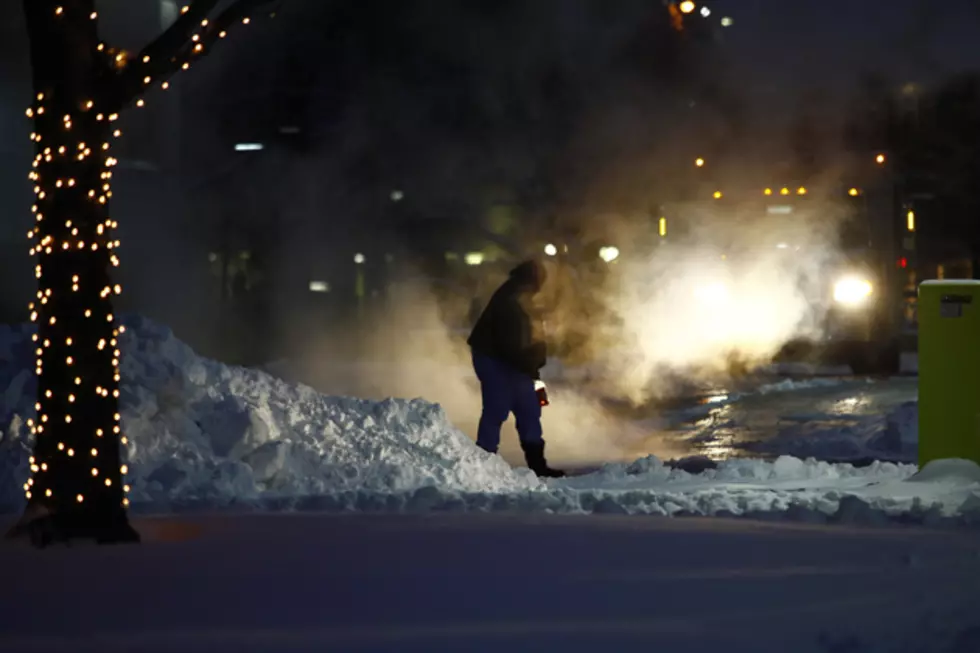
624, 376, 918, 462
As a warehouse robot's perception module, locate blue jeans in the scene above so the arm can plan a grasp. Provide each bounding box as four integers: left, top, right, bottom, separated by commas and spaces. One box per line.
472, 351, 543, 453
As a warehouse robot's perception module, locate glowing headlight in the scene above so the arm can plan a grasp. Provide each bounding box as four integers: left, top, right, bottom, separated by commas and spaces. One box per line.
833, 276, 873, 306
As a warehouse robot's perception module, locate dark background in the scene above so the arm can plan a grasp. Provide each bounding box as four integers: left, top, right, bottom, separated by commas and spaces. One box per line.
4, 0, 980, 362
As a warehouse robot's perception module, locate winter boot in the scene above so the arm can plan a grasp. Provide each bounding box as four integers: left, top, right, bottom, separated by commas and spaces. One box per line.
520, 441, 565, 478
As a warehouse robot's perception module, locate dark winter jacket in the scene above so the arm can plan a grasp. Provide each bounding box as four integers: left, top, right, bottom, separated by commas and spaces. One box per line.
468, 260, 547, 379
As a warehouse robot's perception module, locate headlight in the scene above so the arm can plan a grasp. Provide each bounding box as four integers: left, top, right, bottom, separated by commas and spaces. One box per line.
833, 276, 873, 306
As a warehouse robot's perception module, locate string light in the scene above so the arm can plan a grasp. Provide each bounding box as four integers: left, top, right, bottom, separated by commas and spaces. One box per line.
22, 0, 266, 542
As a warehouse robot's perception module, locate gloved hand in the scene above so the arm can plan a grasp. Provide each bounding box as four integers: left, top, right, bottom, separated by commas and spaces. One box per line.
534, 380, 550, 407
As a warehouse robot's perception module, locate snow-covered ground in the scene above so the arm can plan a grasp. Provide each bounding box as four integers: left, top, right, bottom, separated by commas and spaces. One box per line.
0, 317, 977, 526
2, 512, 980, 653
2, 317, 980, 652
643, 375, 919, 465
740, 400, 919, 463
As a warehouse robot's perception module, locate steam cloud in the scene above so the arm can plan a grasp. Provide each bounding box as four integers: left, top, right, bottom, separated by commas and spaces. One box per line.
541, 193, 850, 406
268, 278, 682, 467
272, 191, 851, 467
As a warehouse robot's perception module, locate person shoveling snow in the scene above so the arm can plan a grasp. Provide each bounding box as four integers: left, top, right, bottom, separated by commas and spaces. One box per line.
468, 260, 565, 478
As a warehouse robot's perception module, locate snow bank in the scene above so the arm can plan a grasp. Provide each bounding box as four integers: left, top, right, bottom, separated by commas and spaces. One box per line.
1, 317, 977, 526
0, 316, 541, 512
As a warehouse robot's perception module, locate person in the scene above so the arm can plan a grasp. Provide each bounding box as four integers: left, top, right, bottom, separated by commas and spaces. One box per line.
467, 259, 565, 477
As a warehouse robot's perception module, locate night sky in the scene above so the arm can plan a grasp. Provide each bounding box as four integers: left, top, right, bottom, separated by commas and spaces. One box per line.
720, 0, 980, 112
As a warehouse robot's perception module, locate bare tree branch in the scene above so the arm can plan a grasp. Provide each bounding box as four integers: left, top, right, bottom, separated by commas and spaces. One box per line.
106, 0, 278, 111
141, 0, 224, 64
109, 0, 220, 101
168, 0, 278, 82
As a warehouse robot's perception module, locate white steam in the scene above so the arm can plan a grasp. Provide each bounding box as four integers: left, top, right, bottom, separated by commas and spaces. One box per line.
267, 278, 671, 467
557, 198, 846, 404
271, 197, 847, 466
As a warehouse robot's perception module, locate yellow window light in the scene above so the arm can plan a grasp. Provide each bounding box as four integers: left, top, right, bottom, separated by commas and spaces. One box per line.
780, 187, 790, 195
907, 210, 915, 232
797, 187, 807, 195
764, 188, 773, 196
848, 187, 861, 197
659, 217, 667, 237
712, 190, 723, 199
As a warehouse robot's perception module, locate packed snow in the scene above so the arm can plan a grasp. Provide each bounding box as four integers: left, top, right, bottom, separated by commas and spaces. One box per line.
3, 512, 980, 653
1, 316, 978, 526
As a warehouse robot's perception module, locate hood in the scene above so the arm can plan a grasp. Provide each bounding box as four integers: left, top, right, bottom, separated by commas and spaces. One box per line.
509, 259, 546, 292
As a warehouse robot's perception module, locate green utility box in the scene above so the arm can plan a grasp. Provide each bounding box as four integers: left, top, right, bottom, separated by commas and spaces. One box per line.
918, 280, 980, 467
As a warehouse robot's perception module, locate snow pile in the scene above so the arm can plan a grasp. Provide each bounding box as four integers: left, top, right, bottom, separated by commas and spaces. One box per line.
1, 317, 977, 526
742, 400, 918, 463
0, 316, 541, 511
553, 455, 980, 525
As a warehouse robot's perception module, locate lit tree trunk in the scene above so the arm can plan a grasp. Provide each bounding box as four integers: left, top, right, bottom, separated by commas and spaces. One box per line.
13, 0, 277, 547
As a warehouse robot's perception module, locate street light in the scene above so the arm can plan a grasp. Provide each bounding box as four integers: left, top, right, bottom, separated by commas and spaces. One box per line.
234, 143, 264, 152
720, 16, 733, 27
464, 252, 484, 266
907, 210, 916, 232
599, 246, 620, 263
679, 1, 696, 14
354, 253, 366, 264
875, 153, 886, 165
544, 243, 558, 256
713, 190, 723, 199
695, 157, 705, 168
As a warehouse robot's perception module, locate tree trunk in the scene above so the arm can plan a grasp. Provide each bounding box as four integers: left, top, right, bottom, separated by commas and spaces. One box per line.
18, 0, 137, 544
11, 0, 274, 547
